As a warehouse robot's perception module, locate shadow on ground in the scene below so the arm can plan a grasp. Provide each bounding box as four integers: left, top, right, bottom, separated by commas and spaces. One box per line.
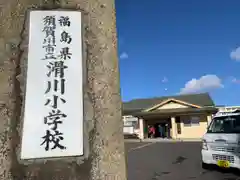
204, 165, 240, 178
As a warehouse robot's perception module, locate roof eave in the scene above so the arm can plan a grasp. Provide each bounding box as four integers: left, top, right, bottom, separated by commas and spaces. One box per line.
132, 107, 218, 118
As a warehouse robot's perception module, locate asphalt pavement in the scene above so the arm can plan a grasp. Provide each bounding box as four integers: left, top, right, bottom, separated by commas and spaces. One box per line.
125, 141, 240, 180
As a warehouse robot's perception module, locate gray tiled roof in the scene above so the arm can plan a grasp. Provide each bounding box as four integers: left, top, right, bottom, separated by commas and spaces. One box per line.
123, 93, 215, 112
132, 107, 218, 117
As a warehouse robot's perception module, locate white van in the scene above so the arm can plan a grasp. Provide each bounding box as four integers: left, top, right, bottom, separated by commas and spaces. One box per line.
201, 112, 240, 170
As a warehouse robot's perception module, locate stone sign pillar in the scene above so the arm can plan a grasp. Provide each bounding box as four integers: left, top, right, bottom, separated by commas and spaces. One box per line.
0, 0, 127, 180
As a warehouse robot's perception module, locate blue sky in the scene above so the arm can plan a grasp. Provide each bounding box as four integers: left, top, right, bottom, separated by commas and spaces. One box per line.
116, 0, 240, 106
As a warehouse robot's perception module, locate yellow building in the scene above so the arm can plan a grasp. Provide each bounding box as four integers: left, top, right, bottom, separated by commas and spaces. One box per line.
123, 93, 218, 140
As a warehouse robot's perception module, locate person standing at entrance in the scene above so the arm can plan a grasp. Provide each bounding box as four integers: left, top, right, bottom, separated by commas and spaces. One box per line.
158, 125, 163, 138
144, 125, 148, 138
149, 126, 155, 138
162, 125, 166, 138
148, 125, 151, 138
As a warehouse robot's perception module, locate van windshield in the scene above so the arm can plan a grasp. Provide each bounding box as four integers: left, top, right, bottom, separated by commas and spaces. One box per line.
207, 115, 240, 133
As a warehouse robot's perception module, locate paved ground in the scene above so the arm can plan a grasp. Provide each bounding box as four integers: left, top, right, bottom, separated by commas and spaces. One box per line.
125, 141, 240, 180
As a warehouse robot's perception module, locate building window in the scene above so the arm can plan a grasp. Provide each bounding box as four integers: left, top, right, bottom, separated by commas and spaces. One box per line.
191, 116, 200, 125
184, 116, 200, 126
184, 119, 191, 127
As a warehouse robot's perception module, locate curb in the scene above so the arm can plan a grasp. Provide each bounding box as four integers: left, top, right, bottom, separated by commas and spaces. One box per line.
124, 139, 142, 143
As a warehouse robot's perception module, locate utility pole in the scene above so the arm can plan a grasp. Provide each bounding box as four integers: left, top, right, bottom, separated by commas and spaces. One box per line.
0, 0, 127, 179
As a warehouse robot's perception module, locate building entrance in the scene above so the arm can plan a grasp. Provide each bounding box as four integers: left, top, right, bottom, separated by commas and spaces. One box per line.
153, 122, 170, 138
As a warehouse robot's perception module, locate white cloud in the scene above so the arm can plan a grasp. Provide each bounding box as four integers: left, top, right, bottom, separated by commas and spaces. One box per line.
120, 52, 128, 59
180, 74, 223, 94
230, 47, 240, 61
162, 77, 168, 83
231, 77, 240, 84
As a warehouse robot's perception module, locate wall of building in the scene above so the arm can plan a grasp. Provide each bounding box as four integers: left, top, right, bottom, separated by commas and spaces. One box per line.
122, 115, 139, 135
176, 114, 208, 139
157, 101, 189, 110
217, 106, 240, 112
123, 126, 135, 134
215, 106, 240, 116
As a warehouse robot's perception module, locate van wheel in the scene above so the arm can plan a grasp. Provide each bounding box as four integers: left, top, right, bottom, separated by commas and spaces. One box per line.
202, 162, 209, 169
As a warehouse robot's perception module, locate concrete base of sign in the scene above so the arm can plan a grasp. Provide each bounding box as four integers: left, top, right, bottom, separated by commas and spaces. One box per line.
0, 0, 127, 180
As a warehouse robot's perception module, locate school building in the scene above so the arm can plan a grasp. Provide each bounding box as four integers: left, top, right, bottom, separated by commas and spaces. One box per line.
122, 93, 218, 139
